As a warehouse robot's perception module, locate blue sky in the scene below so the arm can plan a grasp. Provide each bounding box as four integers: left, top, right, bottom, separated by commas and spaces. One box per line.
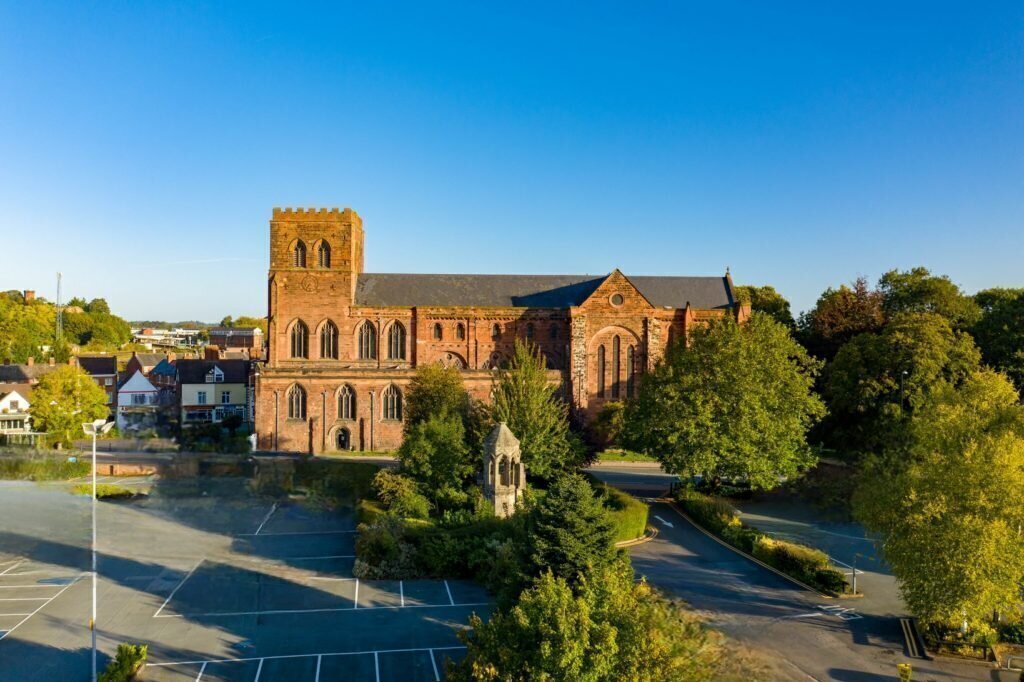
1, 2, 1021, 321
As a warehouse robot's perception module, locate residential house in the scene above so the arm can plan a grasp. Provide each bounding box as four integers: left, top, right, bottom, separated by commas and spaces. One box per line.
208, 327, 263, 356
115, 370, 160, 432
77, 355, 118, 412
0, 357, 60, 385
0, 384, 41, 446
125, 351, 171, 379
176, 359, 252, 427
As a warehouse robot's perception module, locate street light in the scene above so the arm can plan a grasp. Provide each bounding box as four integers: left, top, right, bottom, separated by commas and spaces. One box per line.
82, 418, 114, 682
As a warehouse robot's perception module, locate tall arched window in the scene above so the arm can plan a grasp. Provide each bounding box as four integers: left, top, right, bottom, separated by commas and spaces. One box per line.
433, 323, 443, 341
290, 321, 309, 359
549, 324, 558, 340
387, 322, 406, 360
287, 384, 306, 420
293, 240, 307, 268
456, 323, 466, 341
612, 336, 621, 398
358, 322, 377, 360
597, 345, 606, 397
320, 320, 338, 359
626, 345, 635, 398
491, 323, 501, 340
526, 323, 534, 341
317, 241, 331, 268
338, 384, 355, 420
382, 385, 402, 421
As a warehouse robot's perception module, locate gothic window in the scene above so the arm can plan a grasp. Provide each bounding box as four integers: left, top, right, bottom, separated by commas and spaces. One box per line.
498, 456, 510, 486
549, 324, 558, 340
526, 323, 534, 341
612, 336, 621, 399
456, 323, 466, 341
433, 323, 443, 341
290, 321, 309, 359
287, 384, 306, 420
626, 345, 635, 398
597, 345, 606, 397
387, 322, 406, 360
338, 384, 355, 420
317, 241, 331, 268
320, 320, 338, 359
293, 240, 307, 268
358, 321, 377, 360
382, 384, 402, 421
491, 323, 501, 340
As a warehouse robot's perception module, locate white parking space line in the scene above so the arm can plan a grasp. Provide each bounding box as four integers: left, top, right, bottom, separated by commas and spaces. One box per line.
353, 579, 359, 609
154, 558, 204, 618
254, 503, 278, 536
286, 555, 355, 561
236, 530, 356, 537
444, 581, 455, 606
315, 655, 321, 682
0, 585, 64, 590
0, 597, 50, 602
399, 581, 404, 607
0, 576, 81, 642
0, 562, 23, 577
429, 649, 440, 681
306, 576, 357, 582
373, 651, 380, 682
254, 658, 264, 681
152, 601, 490, 619
147, 645, 467, 668
195, 661, 207, 681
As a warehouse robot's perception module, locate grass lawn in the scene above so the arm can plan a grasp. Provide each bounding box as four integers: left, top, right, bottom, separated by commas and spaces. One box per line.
318, 450, 396, 458
597, 449, 660, 463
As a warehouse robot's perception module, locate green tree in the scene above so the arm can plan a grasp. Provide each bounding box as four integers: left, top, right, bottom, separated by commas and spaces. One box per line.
798, 277, 885, 360
219, 315, 234, 327
528, 474, 616, 585
85, 298, 111, 315
735, 284, 795, 328
397, 412, 475, 511
233, 315, 269, 336
824, 312, 980, 456
590, 401, 625, 449
403, 363, 471, 433
878, 266, 981, 328
853, 370, 1024, 629
972, 288, 1024, 391
29, 365, 109, 448
491, 341, 585, 480
0, 295, 55, 363
624, 313, 825, 490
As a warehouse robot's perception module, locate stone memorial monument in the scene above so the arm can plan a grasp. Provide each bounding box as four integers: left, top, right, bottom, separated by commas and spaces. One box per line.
483, 422, 525, 518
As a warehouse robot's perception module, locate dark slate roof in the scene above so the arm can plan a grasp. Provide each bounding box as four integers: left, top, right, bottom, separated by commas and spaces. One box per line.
0, 364, 58, 383
150, 359, 176, 377
354, 273, 734, 309
133, 353, 166, 368
78, 356, 117, 376
176, 359, 250, 384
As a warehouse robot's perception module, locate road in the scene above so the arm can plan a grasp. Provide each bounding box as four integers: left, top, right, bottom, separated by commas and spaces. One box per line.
589, 466, 1009, 681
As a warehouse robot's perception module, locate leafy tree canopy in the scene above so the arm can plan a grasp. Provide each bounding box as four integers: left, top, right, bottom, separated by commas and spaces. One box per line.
971, 287, 1024, 391
490, 341, 585, 480
798, 277, 885, 360
624, 313, 825, 490
878, 266, 981, 328
85, 298, 111, 315
734, 284, 795, 328
824, 312, 981, 456
397, 412, 476, 511
853, 370, 1024, 628
403, 363, 471, 433
29, 365, 109, 448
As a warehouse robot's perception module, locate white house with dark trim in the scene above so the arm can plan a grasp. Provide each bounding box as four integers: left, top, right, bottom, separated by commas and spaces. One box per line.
115, 370, 160, 432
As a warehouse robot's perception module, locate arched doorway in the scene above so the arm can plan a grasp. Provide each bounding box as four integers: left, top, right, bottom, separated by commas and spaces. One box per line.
336, 428, 350, 451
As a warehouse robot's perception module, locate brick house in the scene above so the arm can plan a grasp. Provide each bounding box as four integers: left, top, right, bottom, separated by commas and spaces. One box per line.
256, 207, 749, 454
76, 356, 118, 412
208, 327, 264, 356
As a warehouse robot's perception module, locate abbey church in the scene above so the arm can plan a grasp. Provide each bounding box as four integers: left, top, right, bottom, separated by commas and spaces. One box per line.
255, 207, 748, 453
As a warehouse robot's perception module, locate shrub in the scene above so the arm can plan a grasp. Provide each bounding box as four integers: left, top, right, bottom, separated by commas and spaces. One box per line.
372, 470, 430, 519
0, 456, 90, 481
294, 460, 378, 507
587, 474, 649, 543
99, 643, 147, 682
353, 516, 420, 579
999, 621, 1024, 644
676, 488, 737, 535
71, 483, 135, 500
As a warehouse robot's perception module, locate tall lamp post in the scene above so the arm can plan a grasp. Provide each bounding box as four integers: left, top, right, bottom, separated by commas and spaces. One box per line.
82, 418, 114, 682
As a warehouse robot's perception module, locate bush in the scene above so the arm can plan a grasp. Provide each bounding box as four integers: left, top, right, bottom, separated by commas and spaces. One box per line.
1000, 621, 1024, 644
71, 483, 135, 500
587, 474, 649, 543
353, 516, 420, 579
751, 536, 831, 584
294, 460, 378, 507
99, 643, 147, 682
372, 470, 430, 519
676, 488, 737, 536
0, 455, 90, 481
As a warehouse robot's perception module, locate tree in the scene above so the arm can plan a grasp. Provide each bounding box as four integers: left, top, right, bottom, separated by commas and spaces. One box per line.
219, 315, 234, 328
824, 312, 981, 457
403, 363, 471, 433
878, 267, 981, 328
233, 315, 269, 336
589, 401, 625, 449
624, 313, 825, 490
853, 370, 1024, 629
798, 277, 885, 360
451, 558, 732, 682
735, 284, 794, 328
29, 365, 109, 448
397, 413, 476, 511
528, 474, 616, 585
490, 341, 585, 480
85, 298, 111, 315
972, 288, 1024, 391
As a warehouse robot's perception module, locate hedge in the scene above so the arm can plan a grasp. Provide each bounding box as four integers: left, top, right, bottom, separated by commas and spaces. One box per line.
0, 456, 90, 481
586, 475, 649, 543
676, 488, 849, 596
71, 483, 135, 500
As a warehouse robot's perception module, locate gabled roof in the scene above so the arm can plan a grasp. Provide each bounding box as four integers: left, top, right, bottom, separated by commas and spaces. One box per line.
117, 370, 158, 394
132, 353, 166, 368
150, 359, 176, 377
484, 422, 521, 451
176, 359, 250, 384
354, 272, 735, 310
78, 356, 117, 376
0, 364, 58, 383
0, 384, 32, 405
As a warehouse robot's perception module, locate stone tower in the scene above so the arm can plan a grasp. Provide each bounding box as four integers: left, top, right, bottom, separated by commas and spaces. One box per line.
483, 422, 525, 518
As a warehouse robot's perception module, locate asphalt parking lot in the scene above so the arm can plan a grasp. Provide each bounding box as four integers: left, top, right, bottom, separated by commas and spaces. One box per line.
0, 475, 491, 681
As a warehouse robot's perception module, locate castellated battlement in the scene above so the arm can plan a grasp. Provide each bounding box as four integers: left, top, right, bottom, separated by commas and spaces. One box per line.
272, 207, 358, 221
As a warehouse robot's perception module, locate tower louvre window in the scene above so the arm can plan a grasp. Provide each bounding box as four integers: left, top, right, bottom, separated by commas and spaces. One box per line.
358, 322, 377, 360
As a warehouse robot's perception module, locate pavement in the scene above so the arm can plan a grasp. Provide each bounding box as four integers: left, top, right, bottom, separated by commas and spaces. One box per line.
589, 465, 1013, 681
0, 476, 489, 681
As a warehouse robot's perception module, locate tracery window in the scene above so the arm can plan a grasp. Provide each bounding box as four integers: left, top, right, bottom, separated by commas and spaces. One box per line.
293, 240, 307, 268
287, 384, 306, 420
317, 241, 331, 268
358, 322, 377, 360
320, 320, 338, 359
387, 323, 406, 360
338, 384, 355, 420
597, 345, 606, 397
382, 384, 402, 421
290, 321, 309, 359
612, 336, 621, 399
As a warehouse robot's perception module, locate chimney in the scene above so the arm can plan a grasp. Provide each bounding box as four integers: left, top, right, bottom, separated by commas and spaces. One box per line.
48, 357, 55, 366
167, 352, 176, 362
26, 357, 34, 366
23, 290, 35, 302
